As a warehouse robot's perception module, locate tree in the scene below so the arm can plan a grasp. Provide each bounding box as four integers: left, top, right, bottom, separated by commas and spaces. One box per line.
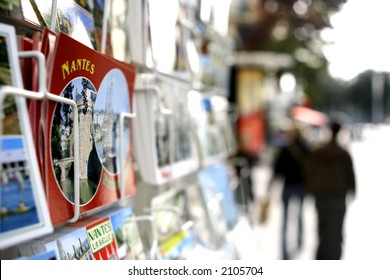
230, 0, 347, 103
316, 70, 390, 123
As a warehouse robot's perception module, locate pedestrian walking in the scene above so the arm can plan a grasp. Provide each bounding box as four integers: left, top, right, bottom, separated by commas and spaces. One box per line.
268, 123, 309, 259
305, 119, 356, 260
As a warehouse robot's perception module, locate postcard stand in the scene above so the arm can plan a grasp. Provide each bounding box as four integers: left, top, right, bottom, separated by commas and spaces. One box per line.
133, 84, 174, 185
134, 85, 173, 115
0, 51, 81, 224
118, 111, 136, 202
133, 215, 159, 260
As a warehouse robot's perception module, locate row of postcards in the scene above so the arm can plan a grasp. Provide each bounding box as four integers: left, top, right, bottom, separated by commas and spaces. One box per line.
133, 72, 237, 186
0, 23, 246, 258
17, 162, 254, 260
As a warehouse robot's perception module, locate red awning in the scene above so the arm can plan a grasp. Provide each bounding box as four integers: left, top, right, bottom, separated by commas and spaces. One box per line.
291, 106, 328, 126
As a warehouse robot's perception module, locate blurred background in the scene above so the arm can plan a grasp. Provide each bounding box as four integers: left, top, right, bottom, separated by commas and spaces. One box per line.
225, 0, 390, 260
1, 0, 389, 260
228, 0, 390, 125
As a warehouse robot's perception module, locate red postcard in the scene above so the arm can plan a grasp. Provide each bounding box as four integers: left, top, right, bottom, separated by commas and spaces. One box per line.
45, 32, 136, 226
66, 215, 119, 260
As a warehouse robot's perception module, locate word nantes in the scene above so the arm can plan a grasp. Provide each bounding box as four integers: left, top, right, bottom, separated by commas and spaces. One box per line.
87, 220, 114, 253
61, 58, 95, 79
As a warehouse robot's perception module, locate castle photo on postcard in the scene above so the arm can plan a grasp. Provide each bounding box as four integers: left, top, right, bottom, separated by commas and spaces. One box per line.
50, 77, 101, 205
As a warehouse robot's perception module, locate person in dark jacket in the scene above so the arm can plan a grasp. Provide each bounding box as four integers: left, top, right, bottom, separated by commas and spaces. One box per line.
305, 120, 356, 260
270, 124, 309, 260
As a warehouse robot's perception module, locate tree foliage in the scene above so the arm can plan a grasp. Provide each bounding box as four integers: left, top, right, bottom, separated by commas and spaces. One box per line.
231, 0, 347, 103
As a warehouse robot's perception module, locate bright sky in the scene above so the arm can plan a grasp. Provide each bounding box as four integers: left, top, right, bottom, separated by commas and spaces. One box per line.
321, 0, 390, 81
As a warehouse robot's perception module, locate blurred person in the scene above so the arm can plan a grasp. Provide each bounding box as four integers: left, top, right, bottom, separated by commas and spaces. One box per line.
268, 122, 309, 260
305, 119, 356, 260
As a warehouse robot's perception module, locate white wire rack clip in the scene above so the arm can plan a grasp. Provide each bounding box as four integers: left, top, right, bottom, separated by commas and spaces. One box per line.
0, 51, 81, 223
